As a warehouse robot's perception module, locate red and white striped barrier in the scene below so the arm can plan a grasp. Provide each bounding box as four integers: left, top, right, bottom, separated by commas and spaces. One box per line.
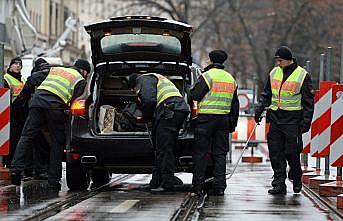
317, 81, 337, 156
232, 115, 269, 142
0, 88, 10, 156
310, 90, 320, 157
302, 129, 311, 154
329, 85, 343, 166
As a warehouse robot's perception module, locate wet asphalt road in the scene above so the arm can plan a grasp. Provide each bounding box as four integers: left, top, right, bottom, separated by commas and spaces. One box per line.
0, 148, 342, 220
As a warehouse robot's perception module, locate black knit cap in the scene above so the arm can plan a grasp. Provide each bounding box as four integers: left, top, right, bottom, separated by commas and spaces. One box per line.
209, 50, 228, 64
274, 46, 293, 61
9, 57, 22, 67
74, 59, 91, 73
34, 58, 48, 67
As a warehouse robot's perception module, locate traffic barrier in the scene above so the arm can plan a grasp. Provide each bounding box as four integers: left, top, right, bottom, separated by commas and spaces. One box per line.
320, 84, 343, 196
232, 115, 269, 163
317, 81, 337, 156
0, 88, 10, 156
310, 90, 321, 158
232, 115, 269, 143
303, 90, 322, 184
309, 82, 337, 189
329, 84, 343, 167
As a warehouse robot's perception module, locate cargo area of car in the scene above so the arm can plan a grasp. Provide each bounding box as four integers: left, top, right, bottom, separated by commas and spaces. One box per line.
91, 71, 187, 135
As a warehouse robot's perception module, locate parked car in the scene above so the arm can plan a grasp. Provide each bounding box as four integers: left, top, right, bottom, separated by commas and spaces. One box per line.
65, 16, 201, 190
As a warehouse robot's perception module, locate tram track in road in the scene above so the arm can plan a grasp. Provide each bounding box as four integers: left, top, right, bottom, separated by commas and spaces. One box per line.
302, 184, 343, 220
23, 174, 134, 221
170, 192, 207, 221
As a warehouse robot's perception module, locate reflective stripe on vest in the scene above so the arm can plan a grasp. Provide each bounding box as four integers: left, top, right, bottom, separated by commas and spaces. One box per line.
4, 73, 24, 102
269, 66, 307, 111
144, 73, 182, 107
198, 68, 237, 114
37, 67, 84, 104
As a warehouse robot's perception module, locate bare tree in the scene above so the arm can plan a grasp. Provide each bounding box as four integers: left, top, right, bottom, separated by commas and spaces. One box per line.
114, 0, 343, 91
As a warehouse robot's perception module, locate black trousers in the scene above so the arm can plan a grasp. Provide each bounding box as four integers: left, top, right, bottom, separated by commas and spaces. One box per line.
150, 110, 187, 188
267, 123, 303, 187
3, 108, 26, 167
11, 107, 66, 184
192, 114, 230, 191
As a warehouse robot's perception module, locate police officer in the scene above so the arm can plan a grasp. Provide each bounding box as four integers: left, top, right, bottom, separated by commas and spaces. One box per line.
254, 46, 314, 194
128, 73, 189, 193
190, 50, 239, 196
3, 57, 26, 168
11, 59, 90, 191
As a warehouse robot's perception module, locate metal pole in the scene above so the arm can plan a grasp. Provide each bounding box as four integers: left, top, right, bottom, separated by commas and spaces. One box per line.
319, 53, 325, 83
316, 158, 321, 172
0, 42, 4, 87
337, 167, 342, 182
305, 60, 311, 73
325, 156, 330, 176
326, 47, 333, 81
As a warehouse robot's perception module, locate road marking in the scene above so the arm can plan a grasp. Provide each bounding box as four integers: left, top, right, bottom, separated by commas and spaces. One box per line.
110, 200, 140, 213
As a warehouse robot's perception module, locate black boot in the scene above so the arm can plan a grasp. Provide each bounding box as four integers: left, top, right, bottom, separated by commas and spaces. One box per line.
293, 180, 302, 193
11, 172, 22, 186
268, 184, 286, 195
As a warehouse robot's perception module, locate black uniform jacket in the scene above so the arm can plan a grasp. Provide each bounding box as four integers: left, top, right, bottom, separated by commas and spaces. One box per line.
189, 63, 240, 132
135, 75, 189, 121
258, 62, 314, 127
15, 67, 86, 109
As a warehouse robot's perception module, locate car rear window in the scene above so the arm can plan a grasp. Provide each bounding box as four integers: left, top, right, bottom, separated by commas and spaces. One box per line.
101, 34, 181, 55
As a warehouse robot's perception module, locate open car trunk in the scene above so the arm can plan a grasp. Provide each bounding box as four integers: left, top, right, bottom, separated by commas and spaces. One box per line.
91, 71, 188, 135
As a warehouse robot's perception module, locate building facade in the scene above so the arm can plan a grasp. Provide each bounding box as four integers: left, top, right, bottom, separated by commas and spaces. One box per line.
0, 0, 80, 68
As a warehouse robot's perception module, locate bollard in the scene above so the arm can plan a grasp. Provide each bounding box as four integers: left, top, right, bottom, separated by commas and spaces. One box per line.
319, 54, 325, 82
326, 47, 333, 81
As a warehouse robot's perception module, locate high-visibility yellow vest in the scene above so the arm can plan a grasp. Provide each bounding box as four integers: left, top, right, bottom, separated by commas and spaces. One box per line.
37, 67, 84, 104
198, 68, 237, 114
144, 73, 182, 107
4, 73, 25, 102
269, 66, 307, 111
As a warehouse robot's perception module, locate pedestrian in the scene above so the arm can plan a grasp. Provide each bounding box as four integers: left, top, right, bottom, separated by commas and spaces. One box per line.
254, 46, 314, 195
3, 57, 26, 168
128, 73, 189, 193
10, 59, 90, 191
190, 49, 239, 196
24, 58, 51, 179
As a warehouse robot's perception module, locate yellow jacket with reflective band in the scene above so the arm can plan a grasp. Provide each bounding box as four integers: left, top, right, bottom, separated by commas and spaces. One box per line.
37, 67, 84, 104
4, 73, 25, 102
198, 68, 237, 114
269, 66, 307, 111
144, 73, 182, 107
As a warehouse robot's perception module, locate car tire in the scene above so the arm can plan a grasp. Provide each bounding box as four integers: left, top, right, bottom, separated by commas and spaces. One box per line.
91, 168, 111, 187
66, 162, 90, 191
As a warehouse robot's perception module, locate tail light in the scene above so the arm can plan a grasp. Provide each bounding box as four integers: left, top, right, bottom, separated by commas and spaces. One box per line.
191, 101, 198, 117
70, 99, 88, 117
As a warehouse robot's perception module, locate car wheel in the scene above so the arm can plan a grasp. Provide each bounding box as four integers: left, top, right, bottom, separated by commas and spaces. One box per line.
66, 162, 90, 191
91, 168, 111, 187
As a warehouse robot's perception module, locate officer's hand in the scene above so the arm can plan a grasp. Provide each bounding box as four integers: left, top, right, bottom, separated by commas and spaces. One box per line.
300, 122, 311, 133
254, 103, 264, 123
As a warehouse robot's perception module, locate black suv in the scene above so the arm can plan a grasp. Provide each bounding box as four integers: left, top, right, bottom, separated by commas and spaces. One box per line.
66, 16, 201, 190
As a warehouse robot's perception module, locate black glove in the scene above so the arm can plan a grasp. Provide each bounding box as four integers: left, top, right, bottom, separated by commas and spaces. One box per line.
300, 122, 311, 133
254, 103, 264, 123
